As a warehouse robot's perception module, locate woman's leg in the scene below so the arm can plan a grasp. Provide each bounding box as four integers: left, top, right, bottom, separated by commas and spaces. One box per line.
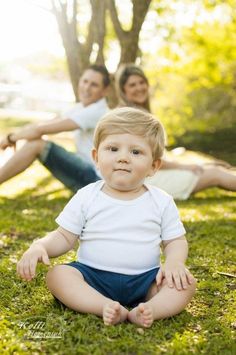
46, 265, 128, 325
128, 278, 196, 327
193, 166, 236, 193
0, 139, 47, 184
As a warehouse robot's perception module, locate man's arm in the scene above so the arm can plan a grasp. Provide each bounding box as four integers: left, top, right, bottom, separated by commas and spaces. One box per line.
10, 118, 78, 142
156, 236, 195, 290
17, 226, 78, 281
0, 118, 79, 150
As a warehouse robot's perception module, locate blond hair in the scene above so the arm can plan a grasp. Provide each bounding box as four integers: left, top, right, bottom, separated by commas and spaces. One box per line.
94, 107, 166, 160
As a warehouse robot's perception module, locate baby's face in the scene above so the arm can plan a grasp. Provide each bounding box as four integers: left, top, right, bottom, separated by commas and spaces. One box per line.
93, 133, 159, 196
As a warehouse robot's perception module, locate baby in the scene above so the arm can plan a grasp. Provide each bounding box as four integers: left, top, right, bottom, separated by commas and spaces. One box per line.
17, 107, 196, 327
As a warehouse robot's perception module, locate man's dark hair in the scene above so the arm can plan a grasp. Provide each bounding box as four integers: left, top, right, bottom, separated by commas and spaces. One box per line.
88, 64, 110, 87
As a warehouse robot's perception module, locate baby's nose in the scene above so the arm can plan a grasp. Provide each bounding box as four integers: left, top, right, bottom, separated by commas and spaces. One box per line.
117, 152, 129, 163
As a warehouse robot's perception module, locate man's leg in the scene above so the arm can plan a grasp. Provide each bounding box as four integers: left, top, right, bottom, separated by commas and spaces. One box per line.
0, 139, 47, 184
193, 166, 236, 193
46, 265, 128, 325
128, 278, 196, 327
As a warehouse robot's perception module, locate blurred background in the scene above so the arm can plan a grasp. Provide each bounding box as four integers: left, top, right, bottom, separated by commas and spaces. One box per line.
0, 0, 235, 162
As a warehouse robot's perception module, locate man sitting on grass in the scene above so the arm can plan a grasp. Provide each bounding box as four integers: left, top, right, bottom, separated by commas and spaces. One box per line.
0, 65, 110, 191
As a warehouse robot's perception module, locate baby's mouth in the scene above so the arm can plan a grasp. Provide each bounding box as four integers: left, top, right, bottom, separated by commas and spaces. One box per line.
114, 168, 131, 173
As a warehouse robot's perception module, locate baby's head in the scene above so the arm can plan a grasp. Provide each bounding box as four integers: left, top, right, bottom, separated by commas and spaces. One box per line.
93, 107, 166, 161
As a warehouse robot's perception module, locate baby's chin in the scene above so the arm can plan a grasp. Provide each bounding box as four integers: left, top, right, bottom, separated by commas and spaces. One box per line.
104, 182, 146, 196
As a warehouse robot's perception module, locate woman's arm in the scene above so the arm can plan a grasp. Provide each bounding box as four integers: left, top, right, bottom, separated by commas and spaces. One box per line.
17, 226, 78, 281
161, 159, 203, 174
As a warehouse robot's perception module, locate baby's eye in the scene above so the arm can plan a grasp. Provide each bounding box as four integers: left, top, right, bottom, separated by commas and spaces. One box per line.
108, 146, 118, 152
132, 149, 140, 155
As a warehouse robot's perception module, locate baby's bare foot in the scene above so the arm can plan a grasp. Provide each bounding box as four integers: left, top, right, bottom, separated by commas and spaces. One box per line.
128, 303, 154, 328
103, 301, 128, 325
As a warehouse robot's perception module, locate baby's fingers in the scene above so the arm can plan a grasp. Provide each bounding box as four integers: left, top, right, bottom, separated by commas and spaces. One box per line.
179, 271, 188, 290
172, 272, 182, 290
22, 259, 34, 281
17, 258, 34, 281
17, 259, 27, 280
186, 270, 195, 285
165, 271, 174, 288
156, 269, 163, 286
42, 251, 50, 266
29, 259, 38, 279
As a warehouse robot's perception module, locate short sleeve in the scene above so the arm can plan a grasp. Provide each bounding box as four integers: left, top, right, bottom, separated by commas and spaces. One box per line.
64, 99, 108, 131
161, 198, 186, 240
55, 189, 86, 236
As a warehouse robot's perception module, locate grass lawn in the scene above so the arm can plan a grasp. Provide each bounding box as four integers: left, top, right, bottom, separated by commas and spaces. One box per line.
0, 116, 235, 354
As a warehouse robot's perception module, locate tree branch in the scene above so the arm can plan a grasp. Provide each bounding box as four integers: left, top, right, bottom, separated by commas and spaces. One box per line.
131, 0, 152, 32
106, 0, 125, 40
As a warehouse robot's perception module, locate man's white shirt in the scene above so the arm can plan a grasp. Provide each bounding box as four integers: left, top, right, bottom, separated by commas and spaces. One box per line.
64, 98, 108, 164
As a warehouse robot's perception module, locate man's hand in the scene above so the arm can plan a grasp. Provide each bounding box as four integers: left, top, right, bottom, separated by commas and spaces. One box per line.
14, 124, 42, 141
0, 124, 41, 151
0, 136, 15, 151
17, 243, 50, 281
156, 261, 194, 291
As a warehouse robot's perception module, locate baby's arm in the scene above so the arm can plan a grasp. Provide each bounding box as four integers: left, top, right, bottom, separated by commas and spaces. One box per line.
17, 227, 78, 281
156, 236, 195, 290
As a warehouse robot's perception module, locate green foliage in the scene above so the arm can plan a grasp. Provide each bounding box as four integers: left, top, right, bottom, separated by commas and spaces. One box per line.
147, 1, 236, 150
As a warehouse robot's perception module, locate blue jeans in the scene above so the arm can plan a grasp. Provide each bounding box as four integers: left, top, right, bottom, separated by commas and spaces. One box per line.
38, 142, 100, 192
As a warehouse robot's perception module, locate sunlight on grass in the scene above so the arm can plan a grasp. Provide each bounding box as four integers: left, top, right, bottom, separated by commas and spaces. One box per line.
0, 117, 235, 355
0, 161, 66, 198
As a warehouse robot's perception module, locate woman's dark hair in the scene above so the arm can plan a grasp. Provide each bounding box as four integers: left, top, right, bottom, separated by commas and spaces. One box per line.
116, 64, 151, 112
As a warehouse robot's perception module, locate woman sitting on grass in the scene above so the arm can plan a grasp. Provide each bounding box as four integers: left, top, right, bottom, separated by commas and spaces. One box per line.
116, 64, 236, 200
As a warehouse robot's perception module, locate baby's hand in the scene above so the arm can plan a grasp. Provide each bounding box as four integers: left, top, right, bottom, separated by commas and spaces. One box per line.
17, 243, 50, 281
156, 262, 194, 291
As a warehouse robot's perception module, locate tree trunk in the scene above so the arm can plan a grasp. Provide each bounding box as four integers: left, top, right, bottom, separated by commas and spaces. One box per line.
107, 0, 152, 65
51, 0, 152, 102
51, 0, 107, 101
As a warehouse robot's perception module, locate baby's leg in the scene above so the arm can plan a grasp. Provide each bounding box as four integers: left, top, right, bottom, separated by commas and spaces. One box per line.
128, 278, 196, 327
46, 265, 128, 325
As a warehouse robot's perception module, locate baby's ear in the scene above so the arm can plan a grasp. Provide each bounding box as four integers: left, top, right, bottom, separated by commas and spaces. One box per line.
91, 148, 99, 167
148, 159, 162, 177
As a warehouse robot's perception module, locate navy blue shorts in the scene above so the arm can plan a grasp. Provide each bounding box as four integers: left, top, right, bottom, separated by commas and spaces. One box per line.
67, 262, 159, 307
38, 142, 100, 192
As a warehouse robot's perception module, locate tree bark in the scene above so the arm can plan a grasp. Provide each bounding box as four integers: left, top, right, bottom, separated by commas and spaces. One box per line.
51, 0, 107, 101
107, 0, 152, 64
51, 0, 152, 102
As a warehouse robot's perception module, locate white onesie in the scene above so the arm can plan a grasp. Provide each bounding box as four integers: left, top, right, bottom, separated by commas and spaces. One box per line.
56, 181, 186, 275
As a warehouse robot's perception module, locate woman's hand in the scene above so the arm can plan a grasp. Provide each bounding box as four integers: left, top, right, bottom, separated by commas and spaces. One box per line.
17, 243, 50, 281
183, 164, 204, 174
156, 261, 194, 291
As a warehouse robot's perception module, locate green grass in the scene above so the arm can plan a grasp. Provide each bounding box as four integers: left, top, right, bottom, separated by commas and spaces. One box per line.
0, 117, 235, 354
